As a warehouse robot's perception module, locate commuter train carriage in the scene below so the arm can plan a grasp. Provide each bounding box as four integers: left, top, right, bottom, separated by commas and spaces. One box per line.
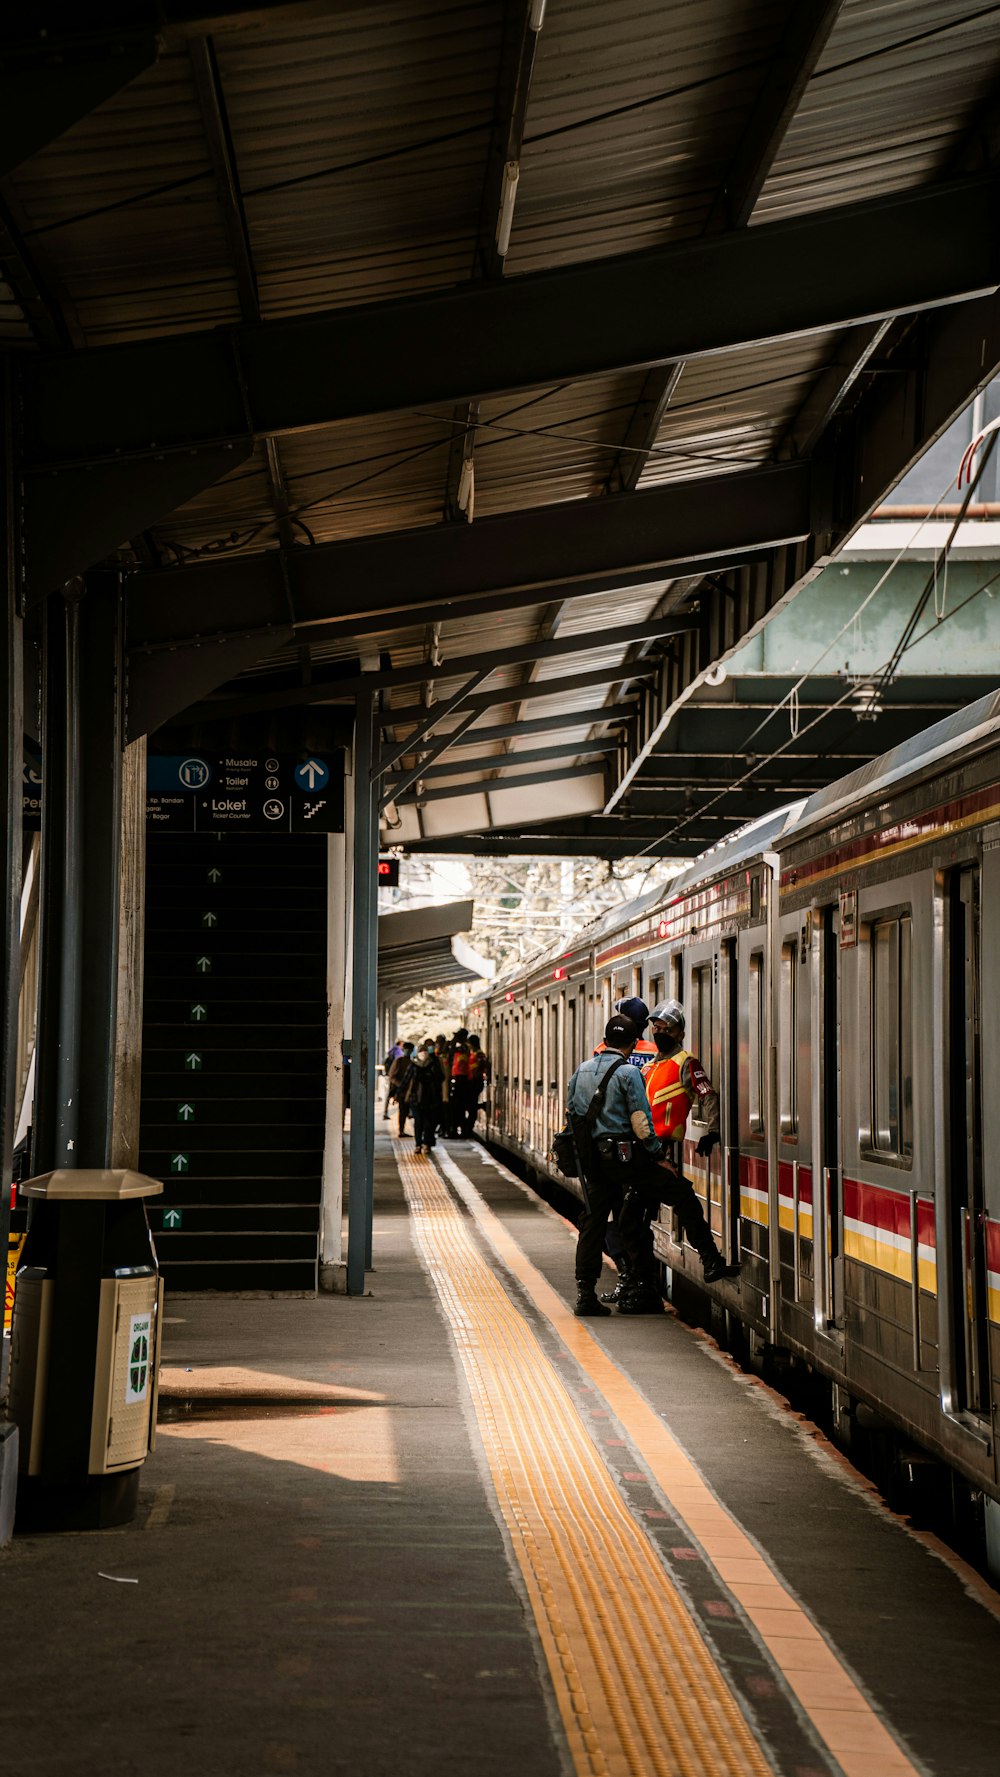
469, 688, 1000, 1506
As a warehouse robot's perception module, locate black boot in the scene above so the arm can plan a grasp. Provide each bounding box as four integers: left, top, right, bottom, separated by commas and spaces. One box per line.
617, 1283, 665, 1315
703, 1252, 741, 1283
574, 1284, 611, 1318
600, 1261, 631, 1304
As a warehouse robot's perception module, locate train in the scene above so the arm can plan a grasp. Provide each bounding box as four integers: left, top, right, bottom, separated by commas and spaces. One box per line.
467, 688, 1000, 1512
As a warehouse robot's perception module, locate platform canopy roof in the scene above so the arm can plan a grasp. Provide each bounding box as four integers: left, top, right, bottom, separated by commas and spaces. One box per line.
377, 899, 493, 1004
6, 1, 1000, 856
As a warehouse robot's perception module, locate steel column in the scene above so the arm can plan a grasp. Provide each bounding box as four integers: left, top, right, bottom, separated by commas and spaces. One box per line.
0, 365, 21, 1333
347, 692, 376, 1295
34, 573, 126, 1173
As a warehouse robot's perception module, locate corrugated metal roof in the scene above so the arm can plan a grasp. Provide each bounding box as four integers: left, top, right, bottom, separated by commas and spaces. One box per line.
757, 0, 1000, 221
6, 2, 999, 846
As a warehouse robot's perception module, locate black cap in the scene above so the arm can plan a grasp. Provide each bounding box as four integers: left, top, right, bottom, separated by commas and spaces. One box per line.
604, 1013, 638, 1049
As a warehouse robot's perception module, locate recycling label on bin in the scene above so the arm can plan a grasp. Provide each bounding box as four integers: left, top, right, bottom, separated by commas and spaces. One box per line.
125, 1313, 152, 1405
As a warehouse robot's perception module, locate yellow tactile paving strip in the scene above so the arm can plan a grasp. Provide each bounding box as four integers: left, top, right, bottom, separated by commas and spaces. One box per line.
434, 1144, 922, 1777
394, 1139, 773, 1777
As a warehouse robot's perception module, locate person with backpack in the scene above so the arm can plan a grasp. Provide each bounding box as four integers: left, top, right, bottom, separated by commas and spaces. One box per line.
566, 1013, 665, 1317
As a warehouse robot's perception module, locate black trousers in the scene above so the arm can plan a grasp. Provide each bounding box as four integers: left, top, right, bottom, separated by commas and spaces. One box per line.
576, 1147, 719, 1286
413, 1106, 437, 1149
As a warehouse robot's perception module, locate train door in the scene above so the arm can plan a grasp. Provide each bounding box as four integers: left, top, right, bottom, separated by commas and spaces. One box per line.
811, 903, 843, 1330
719, 939, 739, 1262
949, 866, 989, 1418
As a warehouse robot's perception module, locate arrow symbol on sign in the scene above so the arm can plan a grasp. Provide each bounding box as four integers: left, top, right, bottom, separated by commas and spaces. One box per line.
195, 955, 212, 973
178, 1103, 195, 1122
208, 867, 222, 883
163, 1208, 182, 1230
185, 1052, 202, 1070
190, 1003, 207, 1021
299, 759, 325, 790
202, 911, 218, 927
170, 1154, 189, 1173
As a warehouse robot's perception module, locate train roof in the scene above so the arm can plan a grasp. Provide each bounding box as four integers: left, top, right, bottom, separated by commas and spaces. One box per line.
784, 686, 1000, 845
484, 691, 1000, 1001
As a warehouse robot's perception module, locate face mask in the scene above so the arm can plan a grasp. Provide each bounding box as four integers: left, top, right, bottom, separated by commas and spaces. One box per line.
654, 1029, 674, 1054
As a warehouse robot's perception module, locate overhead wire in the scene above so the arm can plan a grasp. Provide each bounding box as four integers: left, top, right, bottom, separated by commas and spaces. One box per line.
626, 444, 1000, 865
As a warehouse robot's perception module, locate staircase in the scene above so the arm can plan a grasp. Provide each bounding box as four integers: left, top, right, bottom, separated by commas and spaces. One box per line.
139, 834, 328, 1290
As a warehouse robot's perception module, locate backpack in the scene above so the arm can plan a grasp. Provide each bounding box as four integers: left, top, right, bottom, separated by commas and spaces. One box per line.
553, 1056, 628, 1187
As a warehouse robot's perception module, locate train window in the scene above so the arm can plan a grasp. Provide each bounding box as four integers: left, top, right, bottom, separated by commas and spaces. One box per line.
779, 942, 797, 1136
871, 916, 913, 1159
748, 951, 764, 1135
632, 965, 643, 1000
670, 954, 682, 1005
648, 975, 663, 1012
602, 978, 612, 1024
691, 964, 712, 1077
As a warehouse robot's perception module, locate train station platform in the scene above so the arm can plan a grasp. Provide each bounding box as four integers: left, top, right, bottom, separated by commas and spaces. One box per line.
3, 1132, 1000, 1777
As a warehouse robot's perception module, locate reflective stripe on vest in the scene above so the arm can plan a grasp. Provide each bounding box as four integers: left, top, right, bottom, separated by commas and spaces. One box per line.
642, 1051, 693, 1141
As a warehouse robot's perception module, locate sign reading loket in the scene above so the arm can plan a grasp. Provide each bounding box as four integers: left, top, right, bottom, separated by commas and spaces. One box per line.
146, 753, 345, 834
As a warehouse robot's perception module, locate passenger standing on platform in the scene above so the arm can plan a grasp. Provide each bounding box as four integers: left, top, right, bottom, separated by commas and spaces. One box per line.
390, 1042, 415, 1135
592, 997, 654, 1301
448, 1027, 471, 1137
462, 1035, 491, 1138
383, 1038, 405, 1119
567, 1013, 665, 1318
631, 998, 739, 1303
402, 1045, 442, 1156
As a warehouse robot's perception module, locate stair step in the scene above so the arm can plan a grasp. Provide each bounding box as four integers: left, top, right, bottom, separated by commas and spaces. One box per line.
157, 1260, 317, 1291
150, 1178, 323, 1208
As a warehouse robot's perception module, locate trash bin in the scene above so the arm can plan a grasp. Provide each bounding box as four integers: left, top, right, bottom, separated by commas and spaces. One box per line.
9, 1168, 164, 1532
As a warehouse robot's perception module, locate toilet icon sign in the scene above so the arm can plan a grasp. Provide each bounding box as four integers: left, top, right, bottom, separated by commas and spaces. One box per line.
295, 759, 329, 792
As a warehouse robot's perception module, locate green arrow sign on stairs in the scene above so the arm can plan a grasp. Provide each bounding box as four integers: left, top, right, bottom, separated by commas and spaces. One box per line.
208, 867, 222, 883
185, 1052, 202, 1070
163, 1208, 183, 1230
177, 1103, 195, 1122
195, 955, 212, 973
170, 1154, 189, 1173
202, 911, 218, 927
190, 1003, 207, 1022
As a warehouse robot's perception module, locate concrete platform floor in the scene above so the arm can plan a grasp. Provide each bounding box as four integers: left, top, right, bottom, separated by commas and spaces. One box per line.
2, 1132, 1000, 1777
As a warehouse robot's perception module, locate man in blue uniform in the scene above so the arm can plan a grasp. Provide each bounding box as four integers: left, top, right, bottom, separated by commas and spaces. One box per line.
567, 1012, 666, 1316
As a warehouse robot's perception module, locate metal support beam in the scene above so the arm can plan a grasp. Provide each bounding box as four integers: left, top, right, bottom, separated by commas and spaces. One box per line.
125, 460, 812, 648
380, 709, 480, 813
0, 365, 20, 1316
383, 702, 637, 757
395, 761, 607, 807
383, 663, 656, 729
376, 669, 491, 781
21, 176, 1000, 470
711, 1, 844, 230
347, 693, 376, 1296
192, 612, 694, 719
608, 2, 844, 494
33, 573, 126, 1172
387, 736, 619, 785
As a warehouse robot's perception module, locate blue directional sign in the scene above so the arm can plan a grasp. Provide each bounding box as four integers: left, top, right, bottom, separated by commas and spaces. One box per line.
146, 752, 344, 833
295, 758, 329, 792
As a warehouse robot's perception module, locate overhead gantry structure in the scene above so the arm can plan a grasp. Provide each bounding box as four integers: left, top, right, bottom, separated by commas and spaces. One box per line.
3, 0, 1000, 1296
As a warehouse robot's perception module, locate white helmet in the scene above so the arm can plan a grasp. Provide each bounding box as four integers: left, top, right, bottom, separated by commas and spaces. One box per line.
649, 998, 685, 1040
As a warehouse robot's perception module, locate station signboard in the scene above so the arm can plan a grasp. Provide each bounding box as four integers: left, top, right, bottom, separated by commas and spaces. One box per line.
377, 857, 400, 887
145, 752, 345, 834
